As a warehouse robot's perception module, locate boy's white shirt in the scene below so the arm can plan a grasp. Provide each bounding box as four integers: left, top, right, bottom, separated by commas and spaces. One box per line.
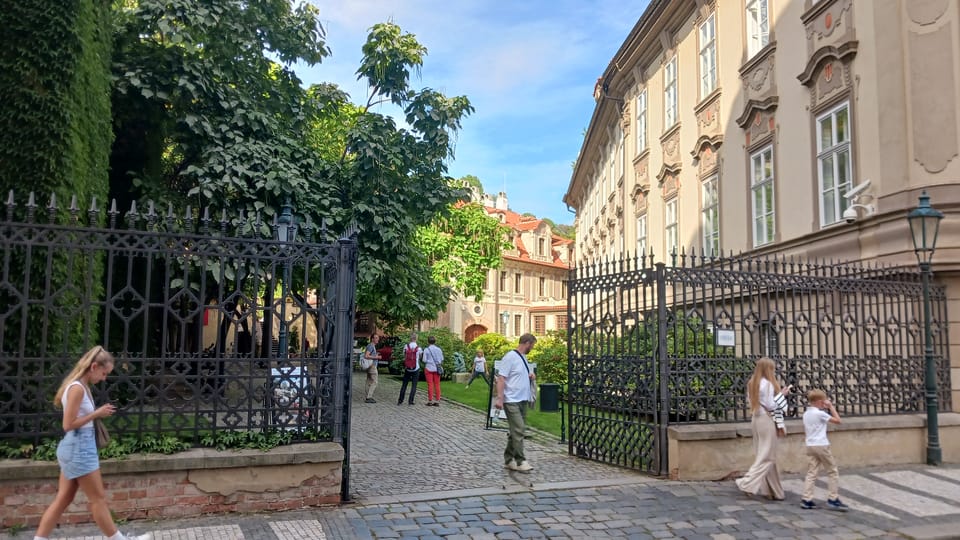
803, 405, 832, 446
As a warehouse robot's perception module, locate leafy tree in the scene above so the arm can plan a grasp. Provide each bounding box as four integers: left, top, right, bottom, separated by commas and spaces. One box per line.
415, 202, 510, 301
110, 3, 475, 329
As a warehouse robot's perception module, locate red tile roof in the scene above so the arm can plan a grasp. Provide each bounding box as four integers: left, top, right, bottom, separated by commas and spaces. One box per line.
485, 206, 572, 270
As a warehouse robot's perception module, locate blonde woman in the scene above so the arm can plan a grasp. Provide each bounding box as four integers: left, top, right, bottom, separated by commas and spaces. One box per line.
735, 357, 792, 501
33, 346, 151, 540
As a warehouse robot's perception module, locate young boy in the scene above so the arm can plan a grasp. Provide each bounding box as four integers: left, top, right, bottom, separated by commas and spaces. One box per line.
801, 389, 849, 511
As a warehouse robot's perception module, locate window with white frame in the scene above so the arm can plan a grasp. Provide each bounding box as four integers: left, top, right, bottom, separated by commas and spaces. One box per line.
746, 0, 769, 57
751, 146, 775, 246
514, 272, 522, 294
664, 56, 678, 129
538, 237, 545, 256
636, 89, 647, 153
702, 175, 720, 255
539, 276, 546, 297
665, 198, 679, 257
817, 102, 852, 226
700, 13, 717, 97
637, 214, 648, 256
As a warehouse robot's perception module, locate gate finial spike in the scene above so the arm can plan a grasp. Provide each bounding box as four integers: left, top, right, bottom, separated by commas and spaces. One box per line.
200, 206, 211, 234
69, 195, 79, 223
108, 199, 119, 228
5, 190, 15, 221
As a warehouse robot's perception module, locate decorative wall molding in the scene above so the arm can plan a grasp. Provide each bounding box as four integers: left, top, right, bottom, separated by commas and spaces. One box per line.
909, 21, 959, 172
739, 44, 777, 105
906, 0, 951, 26
696, 143, 720, 177
736, 96, 779, 128
660, 124, 682, 167
797, 42, 859, 86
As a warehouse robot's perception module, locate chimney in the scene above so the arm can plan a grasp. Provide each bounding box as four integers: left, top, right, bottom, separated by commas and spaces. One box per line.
482, 193, 495, 208
495, 191, 508, 211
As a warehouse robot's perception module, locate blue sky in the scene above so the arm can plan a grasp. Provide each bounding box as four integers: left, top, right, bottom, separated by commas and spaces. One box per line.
298, 0, 650, 225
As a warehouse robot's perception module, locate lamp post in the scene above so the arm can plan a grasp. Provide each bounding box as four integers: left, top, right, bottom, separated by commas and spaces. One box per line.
276, 200, 298, 360
907, 190, 943, 466
501, 311, 509, 337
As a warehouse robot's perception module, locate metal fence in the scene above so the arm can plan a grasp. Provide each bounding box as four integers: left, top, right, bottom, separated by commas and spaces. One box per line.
567, 251, 950, 475
0, 193, 358, 465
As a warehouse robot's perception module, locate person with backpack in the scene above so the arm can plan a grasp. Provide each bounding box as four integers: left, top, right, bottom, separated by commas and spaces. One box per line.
422, 336, 444, 406
397, 332, 421, 405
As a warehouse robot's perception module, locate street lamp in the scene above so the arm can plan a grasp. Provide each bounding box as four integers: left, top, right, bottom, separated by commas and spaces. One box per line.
276, 200, 298, 360
907, 190, 944, 466
501, 311, 509, 336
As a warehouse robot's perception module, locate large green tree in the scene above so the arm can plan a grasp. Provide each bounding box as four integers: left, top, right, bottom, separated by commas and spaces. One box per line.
110, 2, 475, 328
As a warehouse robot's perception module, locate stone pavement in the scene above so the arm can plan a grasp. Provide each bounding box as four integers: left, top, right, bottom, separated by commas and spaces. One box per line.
8, 373, 959, 540
349, 372, 635, 501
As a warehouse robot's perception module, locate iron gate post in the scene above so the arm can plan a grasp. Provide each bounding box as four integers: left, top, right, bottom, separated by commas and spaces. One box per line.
655, 263, 670, 476
334, 230, 359, 502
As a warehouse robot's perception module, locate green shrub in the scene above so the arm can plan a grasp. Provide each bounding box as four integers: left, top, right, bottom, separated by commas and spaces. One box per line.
528, 330, 567, 385
468, 333, 512, 365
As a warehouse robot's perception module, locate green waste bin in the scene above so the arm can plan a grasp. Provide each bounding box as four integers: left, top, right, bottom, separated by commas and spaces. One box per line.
539, 383, 560, 412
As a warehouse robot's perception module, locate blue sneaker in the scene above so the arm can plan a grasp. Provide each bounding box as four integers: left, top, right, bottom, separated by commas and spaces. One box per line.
800, 499, 817, 510
827, 498, 850, 512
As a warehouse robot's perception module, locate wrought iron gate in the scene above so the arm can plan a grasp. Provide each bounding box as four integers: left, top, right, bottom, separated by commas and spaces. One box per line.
567, 252, 950, 475
0, 192, 359, 497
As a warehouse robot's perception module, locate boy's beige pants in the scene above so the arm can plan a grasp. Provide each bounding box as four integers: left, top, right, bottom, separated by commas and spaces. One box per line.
803, 445, 839, 501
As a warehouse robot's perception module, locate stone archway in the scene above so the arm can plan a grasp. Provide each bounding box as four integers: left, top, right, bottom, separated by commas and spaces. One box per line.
463, 324, 487, 343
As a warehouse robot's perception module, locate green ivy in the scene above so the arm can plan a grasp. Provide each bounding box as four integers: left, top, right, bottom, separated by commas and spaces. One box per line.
0, 0, 111, 359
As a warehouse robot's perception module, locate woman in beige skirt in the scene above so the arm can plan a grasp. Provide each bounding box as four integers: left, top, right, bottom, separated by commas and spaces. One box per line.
735, 357, 792, 500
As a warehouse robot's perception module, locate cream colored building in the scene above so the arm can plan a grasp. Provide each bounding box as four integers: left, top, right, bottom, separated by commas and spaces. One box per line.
429, 192, 573, 342
563, 0, 960, 410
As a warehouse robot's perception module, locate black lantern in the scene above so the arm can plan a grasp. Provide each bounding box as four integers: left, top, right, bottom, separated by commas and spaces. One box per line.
276, 199, 297, 359
907, 191, 943, 266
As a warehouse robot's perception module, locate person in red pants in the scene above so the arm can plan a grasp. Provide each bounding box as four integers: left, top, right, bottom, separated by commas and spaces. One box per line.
422, 335, 444, 406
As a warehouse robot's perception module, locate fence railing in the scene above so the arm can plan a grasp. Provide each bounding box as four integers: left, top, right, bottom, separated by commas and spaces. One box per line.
0, 192, 358, 449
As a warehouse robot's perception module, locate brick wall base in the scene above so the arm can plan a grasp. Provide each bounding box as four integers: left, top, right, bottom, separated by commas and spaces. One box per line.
0, 442, 344, 528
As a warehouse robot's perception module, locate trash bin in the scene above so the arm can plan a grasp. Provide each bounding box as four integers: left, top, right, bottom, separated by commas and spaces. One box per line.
539, 383, 560, 412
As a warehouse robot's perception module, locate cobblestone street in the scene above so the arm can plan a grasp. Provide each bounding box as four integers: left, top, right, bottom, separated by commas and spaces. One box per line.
9, 373, 959, 540
349, 372, 643, 502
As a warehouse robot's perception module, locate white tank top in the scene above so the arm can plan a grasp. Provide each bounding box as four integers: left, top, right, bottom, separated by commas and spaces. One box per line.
61, 380, 95, 431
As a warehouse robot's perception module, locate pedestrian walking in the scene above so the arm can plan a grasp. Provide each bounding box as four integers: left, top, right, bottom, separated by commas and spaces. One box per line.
33, 345, 152, 540
397, 333, 421, 405
800, 389, 850, 511
422, 336, 444, 406
465, 349, 488, 388
735, 356, 792, 500
362, 334, 380, 403
494, 333, 537, 472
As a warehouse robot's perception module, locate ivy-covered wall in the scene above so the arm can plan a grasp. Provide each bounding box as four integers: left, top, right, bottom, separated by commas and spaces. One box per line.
0, 0, 112, 358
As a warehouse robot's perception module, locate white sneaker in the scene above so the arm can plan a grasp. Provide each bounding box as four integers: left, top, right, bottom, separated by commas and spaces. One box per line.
504, 459, 515, 469
513, 460, 533, 472
123, 533, 154, 540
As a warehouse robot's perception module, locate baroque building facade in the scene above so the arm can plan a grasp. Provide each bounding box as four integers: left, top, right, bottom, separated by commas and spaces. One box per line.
428, 192, 573, 342
563, 0, 960, 408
